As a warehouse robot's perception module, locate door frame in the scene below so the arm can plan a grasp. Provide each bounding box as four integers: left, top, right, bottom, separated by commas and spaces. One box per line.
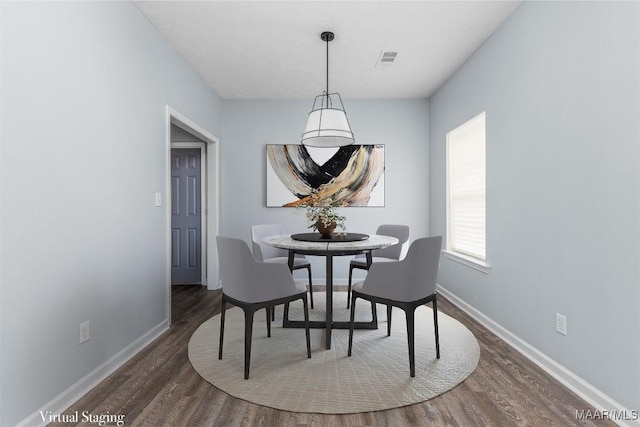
165, 106, 220, 325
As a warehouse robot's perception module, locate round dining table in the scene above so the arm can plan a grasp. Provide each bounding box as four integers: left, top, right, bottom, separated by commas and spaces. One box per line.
263, 233, 399, 349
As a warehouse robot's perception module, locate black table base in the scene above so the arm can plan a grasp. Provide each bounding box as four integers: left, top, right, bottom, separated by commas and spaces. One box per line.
282, 320, 379, 330
263, 232, 397, 349
286, 251, 376, 349
282, 304, 378, 330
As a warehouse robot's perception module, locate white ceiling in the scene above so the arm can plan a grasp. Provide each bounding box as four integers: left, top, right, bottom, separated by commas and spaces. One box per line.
133, 1, 522, 100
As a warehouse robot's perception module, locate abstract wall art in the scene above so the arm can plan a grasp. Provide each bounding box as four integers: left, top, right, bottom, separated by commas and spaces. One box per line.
266, 144, 385, 207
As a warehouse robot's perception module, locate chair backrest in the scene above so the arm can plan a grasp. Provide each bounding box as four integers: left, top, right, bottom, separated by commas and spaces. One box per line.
362, 236, 442, 302
372, 224, 410, 260
251, 224, 288, 261
216, 236, 299, 303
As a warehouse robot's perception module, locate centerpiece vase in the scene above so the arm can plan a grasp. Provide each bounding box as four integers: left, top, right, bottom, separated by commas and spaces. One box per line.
317, 220, 337, 238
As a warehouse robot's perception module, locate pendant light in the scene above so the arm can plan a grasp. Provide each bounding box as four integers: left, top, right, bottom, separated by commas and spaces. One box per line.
301, 31, 355, 147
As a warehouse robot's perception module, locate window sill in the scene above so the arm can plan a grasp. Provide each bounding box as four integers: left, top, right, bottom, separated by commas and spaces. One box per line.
442, 250, 491, 274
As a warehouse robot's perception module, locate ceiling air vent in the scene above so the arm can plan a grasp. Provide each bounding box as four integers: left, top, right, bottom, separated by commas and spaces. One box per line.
376, 51, 398, 67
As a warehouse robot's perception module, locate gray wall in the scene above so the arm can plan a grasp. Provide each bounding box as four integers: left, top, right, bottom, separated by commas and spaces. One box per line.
429, 1, 639, 410
171, 124, 207, 143
0, 2, 222, 426
219, 99, 430, 282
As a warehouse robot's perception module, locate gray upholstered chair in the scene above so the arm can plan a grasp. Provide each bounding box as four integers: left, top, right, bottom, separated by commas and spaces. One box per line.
217, 236, 311, 379
347, 224, 410, 308
348, 236, 442, 377
252, 224, 314, 309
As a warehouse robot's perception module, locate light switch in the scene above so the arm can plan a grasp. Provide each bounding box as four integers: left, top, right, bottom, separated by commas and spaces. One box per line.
155, 192, 162, 207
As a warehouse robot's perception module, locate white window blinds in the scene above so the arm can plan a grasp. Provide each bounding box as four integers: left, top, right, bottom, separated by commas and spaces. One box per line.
446, 112, 486, 260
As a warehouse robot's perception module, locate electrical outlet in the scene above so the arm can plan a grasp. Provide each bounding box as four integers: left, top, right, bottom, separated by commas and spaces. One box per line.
556, 313, 567, 336
79, 320, 90, 344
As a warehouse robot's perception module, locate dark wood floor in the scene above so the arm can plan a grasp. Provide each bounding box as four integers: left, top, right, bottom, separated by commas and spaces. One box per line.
51, 285, 613, 427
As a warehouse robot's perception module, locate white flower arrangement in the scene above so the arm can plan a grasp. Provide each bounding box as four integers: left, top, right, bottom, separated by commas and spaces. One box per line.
298, 189, 347, 231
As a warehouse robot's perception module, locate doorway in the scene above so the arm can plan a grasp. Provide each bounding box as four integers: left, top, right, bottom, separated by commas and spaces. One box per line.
166, 107, 219, 325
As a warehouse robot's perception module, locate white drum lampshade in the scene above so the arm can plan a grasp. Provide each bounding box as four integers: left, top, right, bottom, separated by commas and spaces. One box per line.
302, 94, 355, 148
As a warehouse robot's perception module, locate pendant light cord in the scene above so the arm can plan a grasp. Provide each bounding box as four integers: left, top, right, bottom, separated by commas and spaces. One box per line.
326, 35, 330, 96
319, 31, 335, 109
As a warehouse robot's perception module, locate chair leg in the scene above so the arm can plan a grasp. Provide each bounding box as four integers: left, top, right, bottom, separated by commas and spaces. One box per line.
348, 296, 357, 356
347, 265, 354, 308
306, 265, 314, 309
371, 301, 378, 327
266, 307, 271, 338
405, 308, 416, 377
302, 296, 311, 358
218, 298, 226, 360
433, 297, 440, 359
243, 308, 255, 380
387, 304, 392, 336
283, 302, 290, 325
271, 305, 275, 322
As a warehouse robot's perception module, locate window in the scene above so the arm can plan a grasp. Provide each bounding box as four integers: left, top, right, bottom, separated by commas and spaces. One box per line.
445, 112, 489, 272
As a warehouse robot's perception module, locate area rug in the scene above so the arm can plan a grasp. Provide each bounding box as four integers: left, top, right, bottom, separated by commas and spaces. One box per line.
188, 292, 479, 414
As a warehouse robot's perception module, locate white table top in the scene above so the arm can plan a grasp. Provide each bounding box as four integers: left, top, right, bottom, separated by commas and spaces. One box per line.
263, 234, 399, 253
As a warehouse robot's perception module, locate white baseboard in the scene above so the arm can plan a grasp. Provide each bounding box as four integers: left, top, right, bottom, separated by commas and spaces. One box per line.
437, 284, 639, 427
16, 320, 169, 427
